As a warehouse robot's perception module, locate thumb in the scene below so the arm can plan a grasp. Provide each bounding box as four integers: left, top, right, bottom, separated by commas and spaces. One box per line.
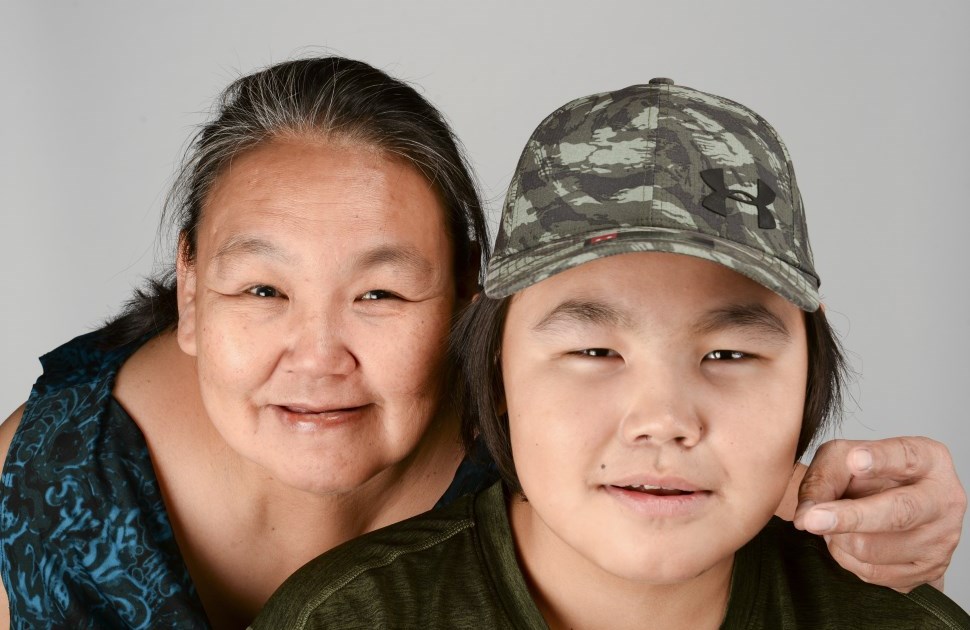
793, 441, 854, 527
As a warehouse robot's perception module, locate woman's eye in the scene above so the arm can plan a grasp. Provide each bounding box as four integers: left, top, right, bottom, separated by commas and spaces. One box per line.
704, 350, 747, 361
575, 348, 618, 358
359, 290, 396, 301
246, 285, 280, 298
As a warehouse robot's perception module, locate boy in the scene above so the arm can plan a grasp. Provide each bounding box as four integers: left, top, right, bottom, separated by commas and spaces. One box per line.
254, 80, 969, 628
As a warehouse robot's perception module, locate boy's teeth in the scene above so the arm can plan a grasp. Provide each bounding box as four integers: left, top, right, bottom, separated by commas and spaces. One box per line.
624, 484, 691, 496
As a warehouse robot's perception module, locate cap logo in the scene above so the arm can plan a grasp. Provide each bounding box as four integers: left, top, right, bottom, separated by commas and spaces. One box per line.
700, 168, 777, 230
586, 233, 618, 246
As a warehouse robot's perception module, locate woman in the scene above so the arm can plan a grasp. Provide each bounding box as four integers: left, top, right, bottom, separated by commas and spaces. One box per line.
0, 57, 963, 629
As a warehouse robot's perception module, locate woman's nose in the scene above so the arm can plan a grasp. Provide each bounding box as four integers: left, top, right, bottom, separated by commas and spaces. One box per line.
282, 309, 357, 377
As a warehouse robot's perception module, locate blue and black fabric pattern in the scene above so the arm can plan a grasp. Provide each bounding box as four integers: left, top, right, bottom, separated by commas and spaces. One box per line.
0, 331, 209, 629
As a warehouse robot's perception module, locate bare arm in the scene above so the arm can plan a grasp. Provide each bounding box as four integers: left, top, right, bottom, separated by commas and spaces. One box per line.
787, 437, 965, 592
0, 404, 26, 630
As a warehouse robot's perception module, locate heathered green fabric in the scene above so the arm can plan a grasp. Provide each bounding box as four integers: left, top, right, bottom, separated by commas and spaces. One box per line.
253, 482, 969, 629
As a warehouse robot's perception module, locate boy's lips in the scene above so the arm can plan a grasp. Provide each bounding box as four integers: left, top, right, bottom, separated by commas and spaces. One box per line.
605, 475, 706, 493
601, 475, 714, 517
616, 484, 695, 497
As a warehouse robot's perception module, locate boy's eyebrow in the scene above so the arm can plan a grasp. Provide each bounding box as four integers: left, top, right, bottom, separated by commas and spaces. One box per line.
691, 304, 792, 342
534, 299, 635, 332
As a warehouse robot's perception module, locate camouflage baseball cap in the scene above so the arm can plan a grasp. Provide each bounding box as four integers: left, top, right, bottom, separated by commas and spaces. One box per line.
485, 78, 820, 311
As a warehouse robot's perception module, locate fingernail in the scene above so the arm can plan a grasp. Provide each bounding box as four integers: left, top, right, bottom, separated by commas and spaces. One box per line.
804, 509, 837, 533
851, 448, 873, 472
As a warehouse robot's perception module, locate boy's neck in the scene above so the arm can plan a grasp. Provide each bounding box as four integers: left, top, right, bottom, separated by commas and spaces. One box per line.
508, 493, 734, 630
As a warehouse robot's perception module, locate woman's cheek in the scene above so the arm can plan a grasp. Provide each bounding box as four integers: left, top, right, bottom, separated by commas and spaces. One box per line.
200, 308, 275, 392
398, 307, 453, 389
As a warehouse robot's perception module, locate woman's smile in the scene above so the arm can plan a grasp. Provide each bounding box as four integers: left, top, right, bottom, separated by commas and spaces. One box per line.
270, 403, 373, 431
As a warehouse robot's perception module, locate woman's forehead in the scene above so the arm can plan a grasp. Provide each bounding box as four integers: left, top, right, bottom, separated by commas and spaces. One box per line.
197, 138, 451, 257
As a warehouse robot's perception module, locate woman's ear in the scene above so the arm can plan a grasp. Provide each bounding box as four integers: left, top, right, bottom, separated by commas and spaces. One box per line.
457, 242, 482, 305
175, 234, 199, 356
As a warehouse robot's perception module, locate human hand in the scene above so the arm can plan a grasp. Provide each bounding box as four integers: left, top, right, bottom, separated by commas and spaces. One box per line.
793, 437, 966, 592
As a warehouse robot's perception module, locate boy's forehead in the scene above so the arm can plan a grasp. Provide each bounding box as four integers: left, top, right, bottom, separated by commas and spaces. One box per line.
515, 252, 800, 334
520, 251, 772, 298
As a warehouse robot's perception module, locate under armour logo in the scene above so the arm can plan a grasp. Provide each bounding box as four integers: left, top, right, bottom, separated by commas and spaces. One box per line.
700, 168, 777, 230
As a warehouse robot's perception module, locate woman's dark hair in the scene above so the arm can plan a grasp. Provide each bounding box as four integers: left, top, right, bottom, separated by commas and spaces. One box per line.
451, 294, 848, 493
100, 56, 488, 346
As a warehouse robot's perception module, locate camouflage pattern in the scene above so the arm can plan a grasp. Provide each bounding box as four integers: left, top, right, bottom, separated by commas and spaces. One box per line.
485, 80, 820, 311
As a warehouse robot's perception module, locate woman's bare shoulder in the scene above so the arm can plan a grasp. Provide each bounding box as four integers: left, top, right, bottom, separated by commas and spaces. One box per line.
0, 404, 26, 466
114, 332, 202, 434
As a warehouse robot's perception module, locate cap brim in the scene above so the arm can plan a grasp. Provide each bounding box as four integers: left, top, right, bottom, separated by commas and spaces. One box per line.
484, 227, 820, 311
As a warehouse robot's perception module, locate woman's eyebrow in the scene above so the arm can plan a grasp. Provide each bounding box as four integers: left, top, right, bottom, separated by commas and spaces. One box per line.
353, 245, 434, 275
212, 235, 293, 266
691, 304, 792, 342
533, 299, 634, 333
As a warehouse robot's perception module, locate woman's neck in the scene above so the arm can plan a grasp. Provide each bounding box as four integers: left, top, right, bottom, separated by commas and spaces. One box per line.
508, 495, 733, 630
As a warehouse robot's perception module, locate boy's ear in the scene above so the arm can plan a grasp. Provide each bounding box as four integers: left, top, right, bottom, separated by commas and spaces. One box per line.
175, 234, 199, 357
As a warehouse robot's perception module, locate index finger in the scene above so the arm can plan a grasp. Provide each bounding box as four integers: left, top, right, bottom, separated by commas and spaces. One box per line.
852, 436, 948, 482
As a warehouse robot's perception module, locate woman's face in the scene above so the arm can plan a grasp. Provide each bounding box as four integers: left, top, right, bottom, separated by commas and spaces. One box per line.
502, 252, 808, 585
176, 138, 457, 495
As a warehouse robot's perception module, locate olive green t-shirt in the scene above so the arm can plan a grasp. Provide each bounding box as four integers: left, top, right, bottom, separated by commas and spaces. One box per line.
253, 482, 969, 629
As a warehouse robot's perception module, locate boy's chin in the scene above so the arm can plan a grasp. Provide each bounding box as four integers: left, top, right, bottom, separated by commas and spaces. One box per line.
587, 545, 736, 586
564, 507, 779, 587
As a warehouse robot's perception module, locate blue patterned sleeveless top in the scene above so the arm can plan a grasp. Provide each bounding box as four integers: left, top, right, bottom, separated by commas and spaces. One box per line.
0, 331, 497, 629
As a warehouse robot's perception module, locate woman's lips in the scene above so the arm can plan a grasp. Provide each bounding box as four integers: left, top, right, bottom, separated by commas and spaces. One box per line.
271, 403, 370, 431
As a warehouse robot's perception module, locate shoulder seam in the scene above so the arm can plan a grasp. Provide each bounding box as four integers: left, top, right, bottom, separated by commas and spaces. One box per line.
295, 518, 476, 628
906, 589, 970, 629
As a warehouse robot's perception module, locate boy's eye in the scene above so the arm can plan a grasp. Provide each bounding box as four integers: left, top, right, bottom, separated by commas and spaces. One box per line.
246, 285, 280, 298
575, 348, 618, 358
359, 289, 396, 301
704, 350, 747, 361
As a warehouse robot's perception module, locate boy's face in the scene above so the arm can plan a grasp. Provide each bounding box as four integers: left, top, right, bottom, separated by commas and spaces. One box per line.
502, 252, 808, 585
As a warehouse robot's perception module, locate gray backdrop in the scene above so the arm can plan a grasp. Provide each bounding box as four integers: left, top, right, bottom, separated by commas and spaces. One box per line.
3, 0, 968, 610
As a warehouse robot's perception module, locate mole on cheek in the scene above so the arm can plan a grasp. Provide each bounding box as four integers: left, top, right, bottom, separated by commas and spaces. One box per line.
600, 464, 606, 470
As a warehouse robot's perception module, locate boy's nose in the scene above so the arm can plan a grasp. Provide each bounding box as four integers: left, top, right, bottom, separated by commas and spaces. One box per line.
617, 369, 702, 447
